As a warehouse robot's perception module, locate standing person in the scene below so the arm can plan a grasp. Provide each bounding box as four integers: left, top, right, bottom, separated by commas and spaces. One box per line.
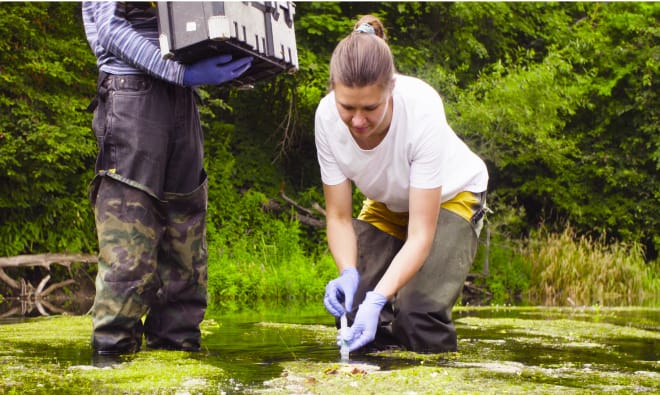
82, 2, 252, 355
316, 15, 489, 353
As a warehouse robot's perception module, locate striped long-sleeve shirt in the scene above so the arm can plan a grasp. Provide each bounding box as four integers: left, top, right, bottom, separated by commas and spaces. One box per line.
82, 1, 184, 85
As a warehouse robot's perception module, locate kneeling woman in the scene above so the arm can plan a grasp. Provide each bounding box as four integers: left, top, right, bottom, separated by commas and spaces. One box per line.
315, 15, 489, 353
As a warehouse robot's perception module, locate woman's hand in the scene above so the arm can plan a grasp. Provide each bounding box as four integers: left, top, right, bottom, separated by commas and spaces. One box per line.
342, 291, 387, 351
324, 267, 359, 317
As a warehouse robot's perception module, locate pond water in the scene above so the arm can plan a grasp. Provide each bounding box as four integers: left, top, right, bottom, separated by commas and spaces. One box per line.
0, 302, 658, 394
192, 306, 341, 390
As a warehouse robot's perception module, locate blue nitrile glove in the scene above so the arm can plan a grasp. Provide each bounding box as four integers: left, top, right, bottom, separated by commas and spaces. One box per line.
323, 268, 359, 317
182, 54, 253, 87
342, 291, 387, 352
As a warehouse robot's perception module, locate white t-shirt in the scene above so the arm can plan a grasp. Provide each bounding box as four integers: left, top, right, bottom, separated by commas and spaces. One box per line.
315, 74, 488, 213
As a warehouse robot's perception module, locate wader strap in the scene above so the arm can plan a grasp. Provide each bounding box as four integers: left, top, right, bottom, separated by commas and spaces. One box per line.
86, 71, 109, 113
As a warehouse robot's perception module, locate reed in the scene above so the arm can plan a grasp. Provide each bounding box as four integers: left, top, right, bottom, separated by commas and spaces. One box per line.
525, 226, 658, 306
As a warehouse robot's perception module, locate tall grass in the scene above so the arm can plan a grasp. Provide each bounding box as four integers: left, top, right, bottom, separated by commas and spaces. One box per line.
207, 219, 336, 312
525, 226, 659, 306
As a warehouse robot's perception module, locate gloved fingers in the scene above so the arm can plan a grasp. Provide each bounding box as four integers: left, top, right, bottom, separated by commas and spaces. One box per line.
226, 56, 253, 73
323, 296, 344, 317
323, 282, 345, 317
207, 54, 233, 65
336, 327, 352, 347
343, 290, 354, 313
229, 61, 251, 79
346, 324, 374, 352
343, 291, 386, 352
348, 333, 372, 352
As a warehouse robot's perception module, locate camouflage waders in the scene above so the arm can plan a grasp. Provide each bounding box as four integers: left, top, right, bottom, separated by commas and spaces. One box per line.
89, 72, 207, 354
347, 206, 484, 353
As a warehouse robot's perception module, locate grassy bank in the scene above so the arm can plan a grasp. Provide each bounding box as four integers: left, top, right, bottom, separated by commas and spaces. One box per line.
469, 225, 659, 307
206, 218, 336, 311
204, 219, 659, 311
526, 227, 659, 306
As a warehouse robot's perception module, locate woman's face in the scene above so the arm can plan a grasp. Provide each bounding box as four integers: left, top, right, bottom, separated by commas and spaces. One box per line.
334, 81, 393, 149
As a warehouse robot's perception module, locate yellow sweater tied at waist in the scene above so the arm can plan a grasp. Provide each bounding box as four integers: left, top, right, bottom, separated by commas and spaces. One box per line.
357, 191, 485, 240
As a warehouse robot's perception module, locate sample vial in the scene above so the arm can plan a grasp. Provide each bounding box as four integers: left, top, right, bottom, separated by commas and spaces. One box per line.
340, 314, 349, 361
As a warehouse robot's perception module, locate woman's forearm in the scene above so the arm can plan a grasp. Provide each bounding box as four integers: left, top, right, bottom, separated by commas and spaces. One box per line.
327, 216, 358, 272
374, 234, 433, 299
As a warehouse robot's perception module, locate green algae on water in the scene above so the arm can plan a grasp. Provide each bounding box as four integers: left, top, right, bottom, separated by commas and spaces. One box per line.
0, 315, 226, 394
0, 307, 658, 394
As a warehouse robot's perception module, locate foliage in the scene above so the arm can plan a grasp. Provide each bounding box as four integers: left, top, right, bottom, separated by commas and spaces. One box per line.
560, 3, 659, 252
199, 116, 335, 308
448, 2, 660, 257
0, 2, 658, 308
471, 233, 530, 306
0, 3, 98, 256
206, 188, 336, 309
470, 198, 532, 305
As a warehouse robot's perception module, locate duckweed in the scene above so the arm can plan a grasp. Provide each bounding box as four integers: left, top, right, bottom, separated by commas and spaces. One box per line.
0, 307, 657, 394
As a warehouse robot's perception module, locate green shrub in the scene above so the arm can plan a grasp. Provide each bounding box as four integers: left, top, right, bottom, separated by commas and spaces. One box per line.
207, 206, 336, 311
472, 231, 531, 305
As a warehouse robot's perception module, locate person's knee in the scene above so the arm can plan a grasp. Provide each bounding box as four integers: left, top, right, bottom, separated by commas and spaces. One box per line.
391, 309, 457, 352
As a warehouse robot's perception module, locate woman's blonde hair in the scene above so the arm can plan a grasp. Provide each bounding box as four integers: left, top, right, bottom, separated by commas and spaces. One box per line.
329, 15, 394, 90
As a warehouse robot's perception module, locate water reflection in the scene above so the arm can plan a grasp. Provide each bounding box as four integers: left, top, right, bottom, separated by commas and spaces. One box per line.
454, 305, 660, 330
200, 307, 338, 389
0, 294, 93, 319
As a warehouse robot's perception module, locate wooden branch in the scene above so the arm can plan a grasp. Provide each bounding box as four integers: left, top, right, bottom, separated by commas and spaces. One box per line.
40, 279, 76, 298
21, 278, 31, 298
0, 267, 20, 290
263, 191, 326, 229
294, 213, 325, 229
38, 298, 71, 315
34, 275, 51, 297
0, 254, 97, 299
312, 202, 326, 217
35, 300, 49, 316
0, 253, 97, 269
280, 190, 316, 217
0, 307, 21, 319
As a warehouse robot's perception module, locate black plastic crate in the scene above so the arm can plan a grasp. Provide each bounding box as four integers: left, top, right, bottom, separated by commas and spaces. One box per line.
157, 1, 299, 87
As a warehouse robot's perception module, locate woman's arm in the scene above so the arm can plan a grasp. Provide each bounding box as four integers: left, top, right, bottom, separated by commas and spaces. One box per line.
323, 180, 357, 272
374, 186, 441, 299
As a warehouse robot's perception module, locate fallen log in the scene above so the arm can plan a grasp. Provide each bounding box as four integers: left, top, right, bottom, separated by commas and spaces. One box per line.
0, 253, 97, 293
263, 191, 326, 229
0, 253, 97, 270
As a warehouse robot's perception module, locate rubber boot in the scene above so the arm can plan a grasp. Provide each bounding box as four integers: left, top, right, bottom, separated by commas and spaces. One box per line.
392, 210, 479, 352
144, 179, 208, 351
90, 177, 164, 354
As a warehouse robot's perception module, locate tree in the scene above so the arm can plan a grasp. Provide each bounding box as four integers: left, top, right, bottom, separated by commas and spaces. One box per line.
1, 1, 657, 264
0, 3, 98, 256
